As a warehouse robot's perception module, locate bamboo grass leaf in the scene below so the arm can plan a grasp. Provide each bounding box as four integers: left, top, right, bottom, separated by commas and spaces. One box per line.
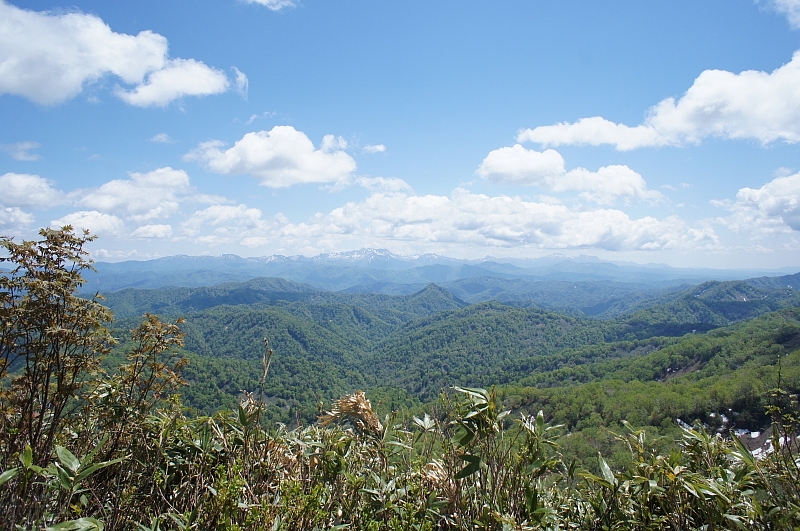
455, 453, 481, 479
56, 446, 80, 474
46, 517, 104, 531
0, 468, 18, 487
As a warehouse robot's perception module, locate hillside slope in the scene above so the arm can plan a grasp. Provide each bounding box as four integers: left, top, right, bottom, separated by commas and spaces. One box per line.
102, 274, 800, 423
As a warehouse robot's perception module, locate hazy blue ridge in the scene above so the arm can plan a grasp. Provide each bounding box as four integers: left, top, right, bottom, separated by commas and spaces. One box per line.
83, 250, 798, 294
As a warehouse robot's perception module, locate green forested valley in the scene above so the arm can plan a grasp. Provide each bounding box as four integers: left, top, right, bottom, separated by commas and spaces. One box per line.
101, 272, 800, 433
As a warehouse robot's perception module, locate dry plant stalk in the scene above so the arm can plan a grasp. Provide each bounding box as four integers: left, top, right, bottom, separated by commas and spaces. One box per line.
319, 390, 383, 436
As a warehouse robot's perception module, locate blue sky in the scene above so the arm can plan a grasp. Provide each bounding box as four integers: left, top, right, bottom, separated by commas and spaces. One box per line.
2, 0, 800, 268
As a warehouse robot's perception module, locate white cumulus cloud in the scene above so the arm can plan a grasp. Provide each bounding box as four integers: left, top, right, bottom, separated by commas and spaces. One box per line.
233, 67, 248, 99
363, 144, 387, 154
115, 58, 229, 107
51, 210, 125, 236
519, 50, 800, 150
0, 207, 34, 228
772, 0, 800, 29
149, 133, 174, 143
477, 145, 662, 204
77, 166, 222, 222
0, 172, 65, 207
92, 248, 143, 260
79, 167, 188, 222
131, 224, 172, 238
0, 141, 41, 161
0, 1, 232, 106
355, 177, 412, 192
186, 126, 358, 188
714, 172, 800, 233
181, 204, 271, 245
244, 0, 297, 11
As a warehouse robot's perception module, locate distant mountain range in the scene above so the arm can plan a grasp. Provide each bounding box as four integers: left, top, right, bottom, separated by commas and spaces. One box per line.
83, 249, 798, 294
102, 265, 800, 327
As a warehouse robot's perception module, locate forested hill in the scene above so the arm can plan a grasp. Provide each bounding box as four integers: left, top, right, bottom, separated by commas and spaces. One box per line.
742, 270, 800, 290
104, 279, 467, 322
104, 277, 690, 318
103, 273, 800, 422
104, 273, 800, 324
623, 278, 800, 336
356, 278, 800, 400
438, 276, 686, 316
102, 275, 683, 320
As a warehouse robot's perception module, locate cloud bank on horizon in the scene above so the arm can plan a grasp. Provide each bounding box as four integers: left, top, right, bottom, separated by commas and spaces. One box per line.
1, 0, 800, 268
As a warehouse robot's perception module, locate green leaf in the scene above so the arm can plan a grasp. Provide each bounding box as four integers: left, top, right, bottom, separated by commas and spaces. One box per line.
598, 456, 616, 487
53, 463, 73, 491
723, 513, 747, 530
536, 410, 545, 434
731, 434, 756, 468
454, 453, 481, 479
413, 414, 435, 432
134, 517, 160, 531
56, 446, 80, 474
457, 427, 475, 447
20, 445, 32, 469
74, 456, 125, 484
166, 512, 188, 531
454, 387, 489, 402
578, 472, 613, 489
80, 435, 109, 469
386, 440, 412, 450
0, 468, 18, 487
46, 517, 104, 531
426, 491, 448, 511
524, 483, 539, 515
